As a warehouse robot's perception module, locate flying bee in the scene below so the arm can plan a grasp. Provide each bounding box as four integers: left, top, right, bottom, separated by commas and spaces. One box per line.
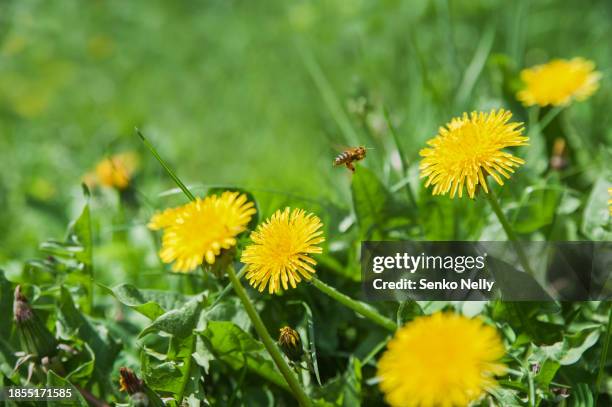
333, 146, 367, 172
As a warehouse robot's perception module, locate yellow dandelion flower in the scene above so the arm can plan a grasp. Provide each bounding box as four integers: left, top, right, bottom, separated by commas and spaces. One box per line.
241, 208, 324, 294
517, 58, 601, 107
420, 109, 528, 199
608, 187, 612, 216
95, 153, 138, 190
148, 191, 256, 272
378, 313, 506, 407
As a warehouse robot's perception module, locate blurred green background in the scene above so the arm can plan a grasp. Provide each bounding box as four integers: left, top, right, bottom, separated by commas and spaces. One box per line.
1, 0, 611, 266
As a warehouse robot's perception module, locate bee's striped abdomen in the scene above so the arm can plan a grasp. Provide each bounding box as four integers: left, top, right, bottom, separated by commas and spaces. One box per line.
333, 151, 350, 166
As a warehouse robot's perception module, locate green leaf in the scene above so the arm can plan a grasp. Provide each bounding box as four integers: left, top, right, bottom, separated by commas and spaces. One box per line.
489, 386, 523, 407
58, 287, 120, 383
534, 359, 561, 389
198, 320, 289, 391
491, 301, 561, 344
65, 343, 96, 385
351, 167, 410, 239
352, 167, 389, 240
581, 177, 612, 241
46, 370, 88, 407
139, 294, 203, 338
570, 383, 594, 407
141, 335, 198, 401
509, 186, 562, 233
66, 192, 93, 272
0, 270, 13, 338
100, 283, 189, 320
0, 336, 18, 382
313, 357, 362, 406
396, 300, 423, 326
201, 296, 250, 332
534, 329, 600, 366
38, 193, 94, 313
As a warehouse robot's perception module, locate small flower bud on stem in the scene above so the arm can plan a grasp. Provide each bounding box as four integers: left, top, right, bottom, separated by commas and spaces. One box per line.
278, 326, 304, 362
13, 285, 58, 360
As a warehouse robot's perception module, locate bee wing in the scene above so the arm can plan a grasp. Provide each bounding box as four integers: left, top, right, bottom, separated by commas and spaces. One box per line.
331, 143, 352, 152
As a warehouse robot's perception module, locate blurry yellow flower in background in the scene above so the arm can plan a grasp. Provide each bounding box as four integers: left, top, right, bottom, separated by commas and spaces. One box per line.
420, 109, 528, 199
517, 58, 601, 107
90, 153, 138, 190
241, 208, 324, 294
148, 192, 256, 272
377, 313, 506, 407
608, 187, 612, 216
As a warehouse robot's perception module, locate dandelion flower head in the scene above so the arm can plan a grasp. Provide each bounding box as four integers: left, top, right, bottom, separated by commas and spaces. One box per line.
94, 152, 138, 190
517, 58, 601, 107
148, 191, 256, 272
377, 313, 506, 407
241, 208, 324, 294
419, 109, 528, 199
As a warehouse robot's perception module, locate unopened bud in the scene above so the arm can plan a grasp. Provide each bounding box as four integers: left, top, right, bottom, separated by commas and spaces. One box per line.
278, 326, 303, 362
119, 367, 165, 407
13, 286, 57, 358
119, 367, 144, 395
550, 137, 569, 171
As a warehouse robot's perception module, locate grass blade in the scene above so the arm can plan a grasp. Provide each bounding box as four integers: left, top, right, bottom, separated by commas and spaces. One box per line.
136, 128, 196, 202
298, 44, 360, 147
454, 23, 495, 108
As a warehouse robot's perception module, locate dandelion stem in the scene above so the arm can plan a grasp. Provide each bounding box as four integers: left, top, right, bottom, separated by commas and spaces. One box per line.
310, 277, 397, 332
528, 372, 536, 407
537, 106, 563, 131
227, 265, 312, 407
483, 182, 535, 276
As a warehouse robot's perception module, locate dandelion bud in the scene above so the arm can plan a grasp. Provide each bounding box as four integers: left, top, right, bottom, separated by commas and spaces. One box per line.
119, 367, 164, 407
119, 367, 145, 395
13, 285, 57, 359
278, 326, 303, 362
550, 137, 569, 171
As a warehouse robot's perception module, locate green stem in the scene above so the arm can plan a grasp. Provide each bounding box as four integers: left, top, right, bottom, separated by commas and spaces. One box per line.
594, 304, 612, 405
310, 277, 397, 332
484, 181, 535, 276
538, 106, 563, 131
528, 370, 536, 407
227, 266, 312, 407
